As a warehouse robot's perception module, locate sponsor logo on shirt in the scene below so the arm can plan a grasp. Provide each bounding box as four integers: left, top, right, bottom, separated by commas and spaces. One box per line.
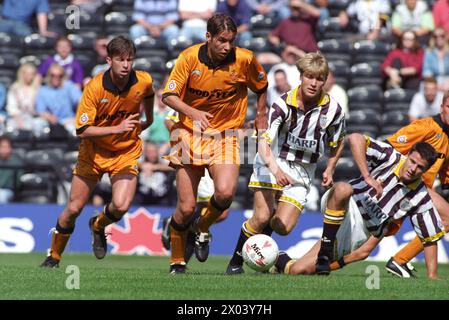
100, 98, 109, 104
287, 133, 317, 152
258, 71, 265, 81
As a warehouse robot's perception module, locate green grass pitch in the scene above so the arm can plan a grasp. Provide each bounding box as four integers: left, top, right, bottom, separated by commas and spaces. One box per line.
0, 253, 448, 300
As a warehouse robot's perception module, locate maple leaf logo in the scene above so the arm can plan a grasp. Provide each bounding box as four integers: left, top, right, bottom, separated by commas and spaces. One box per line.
106, 208, 168, 255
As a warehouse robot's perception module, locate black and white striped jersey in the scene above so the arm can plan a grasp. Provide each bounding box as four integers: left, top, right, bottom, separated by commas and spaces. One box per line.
350, 137, 445, 244
262, 86, 346, 164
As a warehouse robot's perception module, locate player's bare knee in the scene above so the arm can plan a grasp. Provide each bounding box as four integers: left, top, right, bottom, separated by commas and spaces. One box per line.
66, 203, 83, 218
249, 215, 270, 232
213, 189, 234, 205
178, 200, 196, 217
332, 182, 353, 202
111, 199, 131, 214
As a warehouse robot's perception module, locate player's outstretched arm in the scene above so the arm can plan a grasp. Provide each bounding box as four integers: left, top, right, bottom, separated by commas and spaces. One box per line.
322, 138, 344, 188
254, 90, 268, 133
77, 113, 140, 139
347, 133, 383, 197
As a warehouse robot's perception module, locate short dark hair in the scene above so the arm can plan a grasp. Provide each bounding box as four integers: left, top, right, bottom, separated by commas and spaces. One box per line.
409, 142, 438, 170
107, 35, 136, 58
0, 135, 12, 146
207, 13, 237, 37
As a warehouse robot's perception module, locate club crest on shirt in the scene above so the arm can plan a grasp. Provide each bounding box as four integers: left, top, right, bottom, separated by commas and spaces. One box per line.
319, 115, 328, 128
168, 80, 177, 91
257, 71, 265, 81
230, 70, 238, 81
397, 135, 407, 144
399, 199, 412, 211
80, 113, 89, 124
436, 133, 442, 139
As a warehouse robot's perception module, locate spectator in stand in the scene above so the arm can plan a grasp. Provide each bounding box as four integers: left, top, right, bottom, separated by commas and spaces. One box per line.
324, 70, 348, 114
311, 0, 329, 24
381, 30, 424, 90
245, 0, 290, 19
266, 46, 301, 90
36, 64, 82, 136
70, 0, 112, 16
38, 36, 85, 89
267, 69, 291, 106
178, 0, 217, 43
0, 0, 57, 38
217, 0, 252, 43
268, 0, 320, 58
423, 28, 449, 91
6, 63, 42, 133
432, 0, 449, 34
0, 83, 6, 131
129, 0, 179, 47
142, 88, 171, 156
134, 141, 173, 205
0, 136, 24, 203
339, 0, 390, 41
83, 34, 110, 86
391, 0, 434, 45
408, 77, 443, 122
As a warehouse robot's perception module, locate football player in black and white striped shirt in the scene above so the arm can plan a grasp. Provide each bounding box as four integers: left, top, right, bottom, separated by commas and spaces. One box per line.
274, 133, 445, 278
226, 52, 346, 274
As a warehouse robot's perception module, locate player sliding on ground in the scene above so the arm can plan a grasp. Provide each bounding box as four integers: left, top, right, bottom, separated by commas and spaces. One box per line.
273, 133, 446, 278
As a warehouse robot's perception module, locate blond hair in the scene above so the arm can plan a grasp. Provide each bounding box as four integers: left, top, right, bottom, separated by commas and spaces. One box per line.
296, 52, 329, 81
44, 63, 67, 85
15, 63, 40, 89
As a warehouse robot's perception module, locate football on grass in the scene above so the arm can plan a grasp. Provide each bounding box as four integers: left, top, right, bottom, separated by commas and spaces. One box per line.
242, 234, 279, 272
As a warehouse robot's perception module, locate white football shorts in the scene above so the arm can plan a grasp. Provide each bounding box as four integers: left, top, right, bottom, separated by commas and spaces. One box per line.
249, 154, 315, 210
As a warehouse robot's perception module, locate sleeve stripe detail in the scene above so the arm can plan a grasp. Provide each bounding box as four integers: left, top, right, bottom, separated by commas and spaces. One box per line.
76, 125, 90, 135
161, 92, 179, 100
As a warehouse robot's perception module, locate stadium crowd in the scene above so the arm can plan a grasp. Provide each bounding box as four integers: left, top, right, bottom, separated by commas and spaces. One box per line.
0, 0, 449, 210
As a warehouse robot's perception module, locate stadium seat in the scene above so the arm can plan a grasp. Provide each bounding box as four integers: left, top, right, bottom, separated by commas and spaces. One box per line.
169, 37, 194, 60
19, 55, 44, 67
111, 0, 135, 12
134, 35, 168, 59
23, 34, 57, 56
347, 85, 383, 112
25, 149, 64, 168
249, 14, 279, 38
346, 124, 379, 138
68, 11, 103, 35
133, 56, 166, 74
333, 157, 359, 181
317, 17, 350, 40
0, 32, 23, 55
47, 9, 67, 34
104, 12, 134, 35
379, 111, 409, 135
349, 62, 382, 88
352, 40, 391, 64
68, 33, 97, 51
239, 37, 272, 55
327, 0, 351, 16
7, 130, 33, 149
384, 88, 415, 112
318, 39, 352, 64
16, 172, 58, 203
347, 109, 381, 127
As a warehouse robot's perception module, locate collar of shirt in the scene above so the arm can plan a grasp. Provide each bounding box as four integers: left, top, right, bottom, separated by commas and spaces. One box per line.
392, 157, 422, 190
432, 114, 449, 137
198, 43, 236, 69
102, 69, 138, 94
285, 85, 330, 109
